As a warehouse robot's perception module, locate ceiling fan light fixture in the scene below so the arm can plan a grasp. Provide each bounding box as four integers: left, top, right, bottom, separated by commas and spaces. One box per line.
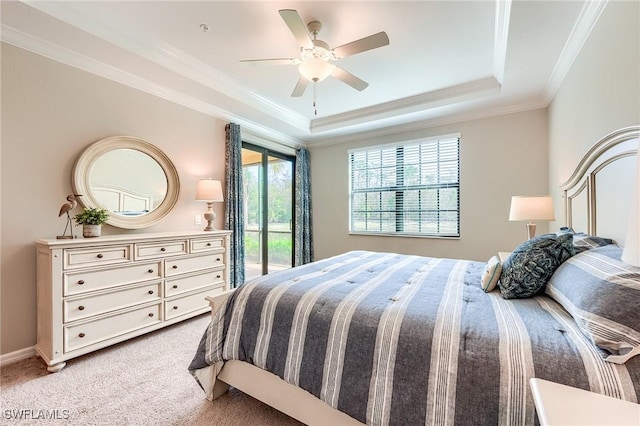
298, 58, 335, 82
240, 9, 389, 114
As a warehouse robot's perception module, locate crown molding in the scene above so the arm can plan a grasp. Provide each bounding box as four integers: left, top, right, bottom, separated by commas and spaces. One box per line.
1, 19, 527, 149
14, 1, 509, 141
310, 77, 501, 134
21, 0, 311, 133
5, 1, 597, 148
493, 0, 512, 84
543, 0, 608, 104
2, 5, 505, 145
1, 24, 177, 102
308, 97, 547, 147
1, 23, 305, 149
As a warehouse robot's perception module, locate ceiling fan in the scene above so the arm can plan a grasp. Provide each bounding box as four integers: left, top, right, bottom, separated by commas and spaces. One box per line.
241, 9, 390, 100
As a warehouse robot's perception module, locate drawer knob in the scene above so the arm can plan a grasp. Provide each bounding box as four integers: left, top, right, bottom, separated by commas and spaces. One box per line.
172, 284, 178, 289
78, 306, 85, 311
216, 258, 221, 262
172, 265, 178, 269
148, 290, 154, 295
160, 247, 166, 252
148, 269, 154, 273
173, 306, 178, 310
216, 275, 221, 279
148, 313, 154, 317
97, 254, 103, 259
77, 280, 85, 285
206, 242, 211, 246
79, 333, 85, 338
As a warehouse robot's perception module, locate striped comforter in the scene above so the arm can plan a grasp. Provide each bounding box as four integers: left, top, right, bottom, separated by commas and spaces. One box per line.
189, 251, 640, 425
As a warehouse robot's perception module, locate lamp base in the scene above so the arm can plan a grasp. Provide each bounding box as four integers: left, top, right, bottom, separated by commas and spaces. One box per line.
526, 222, 537, 240
203, 203, 217, 231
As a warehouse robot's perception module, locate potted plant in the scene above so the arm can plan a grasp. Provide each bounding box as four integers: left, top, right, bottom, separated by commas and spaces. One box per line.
74, 207, 109, 238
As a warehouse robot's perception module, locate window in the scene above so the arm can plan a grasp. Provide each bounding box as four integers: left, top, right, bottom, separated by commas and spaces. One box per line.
349, 135, 460, 237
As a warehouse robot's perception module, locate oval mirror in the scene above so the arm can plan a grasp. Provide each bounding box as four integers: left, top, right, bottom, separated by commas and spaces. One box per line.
72, 136, 180, 229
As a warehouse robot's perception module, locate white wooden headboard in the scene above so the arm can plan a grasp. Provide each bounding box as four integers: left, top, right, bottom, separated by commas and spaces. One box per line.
560, 126, 639, 245
93, 184, 153, 214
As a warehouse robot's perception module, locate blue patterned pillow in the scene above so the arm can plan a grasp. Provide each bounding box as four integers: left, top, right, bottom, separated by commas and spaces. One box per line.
499, 233, 574, 299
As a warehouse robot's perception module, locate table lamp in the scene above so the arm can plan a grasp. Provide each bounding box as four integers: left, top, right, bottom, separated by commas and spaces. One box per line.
509, 195, 555, 240
195, 179, 223, 231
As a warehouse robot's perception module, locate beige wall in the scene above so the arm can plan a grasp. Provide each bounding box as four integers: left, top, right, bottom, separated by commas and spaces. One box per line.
1, 44, 227, 354
548, 0, 640, 225
309, 109, 549, 262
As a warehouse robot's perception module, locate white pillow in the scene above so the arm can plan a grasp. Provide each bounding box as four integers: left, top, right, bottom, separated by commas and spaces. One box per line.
481, 255, 502, 292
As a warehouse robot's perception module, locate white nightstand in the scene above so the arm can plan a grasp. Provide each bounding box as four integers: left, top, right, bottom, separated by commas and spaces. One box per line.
530, 378, 640, 426
498, 252, 511, 263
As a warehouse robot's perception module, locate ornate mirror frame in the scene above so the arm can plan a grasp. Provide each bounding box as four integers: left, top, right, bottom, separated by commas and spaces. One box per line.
72, 136, 180, 229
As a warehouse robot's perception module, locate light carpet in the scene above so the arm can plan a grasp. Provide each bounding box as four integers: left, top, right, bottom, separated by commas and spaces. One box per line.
0, 314, 302, 425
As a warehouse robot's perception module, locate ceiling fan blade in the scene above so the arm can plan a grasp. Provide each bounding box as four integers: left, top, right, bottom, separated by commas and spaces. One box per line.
332, 67, 369, 91
333, 32, 390, 59
279, 9, 314, 49
239, 58, 298, 65
291, 76, 309, 97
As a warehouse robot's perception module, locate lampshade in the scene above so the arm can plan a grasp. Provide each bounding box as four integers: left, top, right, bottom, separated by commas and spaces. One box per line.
509, 196, 556, 221
621, 152, 640, 266
195, 179, 223, 202
298, 59, 335, 82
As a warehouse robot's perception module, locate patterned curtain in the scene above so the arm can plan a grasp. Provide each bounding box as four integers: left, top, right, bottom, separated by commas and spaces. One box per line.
224, 123, 245, 288
294, 146, 314, 266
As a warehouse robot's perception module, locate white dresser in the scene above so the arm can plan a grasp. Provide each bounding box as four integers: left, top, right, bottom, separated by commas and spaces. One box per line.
35, 230, 231, 372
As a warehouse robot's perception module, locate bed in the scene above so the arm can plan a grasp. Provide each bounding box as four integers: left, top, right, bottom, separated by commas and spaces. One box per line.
189, 126, 640, 425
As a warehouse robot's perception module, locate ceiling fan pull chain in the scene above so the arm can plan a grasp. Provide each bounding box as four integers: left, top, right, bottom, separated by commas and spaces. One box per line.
313, 81, 318, 116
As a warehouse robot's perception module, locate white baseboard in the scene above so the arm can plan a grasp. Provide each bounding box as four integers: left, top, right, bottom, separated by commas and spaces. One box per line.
0, 346, 36, 367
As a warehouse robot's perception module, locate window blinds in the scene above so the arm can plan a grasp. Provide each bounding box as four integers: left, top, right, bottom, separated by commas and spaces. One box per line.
348, 135, 460, 237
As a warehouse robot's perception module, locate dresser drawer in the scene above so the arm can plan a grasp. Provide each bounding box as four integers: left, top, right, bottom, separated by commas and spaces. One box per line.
165, 270, 224, 297
64, 303, 161, 352
64, 245, 131, 270
190, 237, 225, 253
64, 281, 161, 323
164, 287, 224, 320
165, 253, 223, 277
135, 240, 188, 260
64, 261, 161, 296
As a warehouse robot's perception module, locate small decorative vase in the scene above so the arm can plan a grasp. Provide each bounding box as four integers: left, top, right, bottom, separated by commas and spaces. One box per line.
83, 224, 102, 238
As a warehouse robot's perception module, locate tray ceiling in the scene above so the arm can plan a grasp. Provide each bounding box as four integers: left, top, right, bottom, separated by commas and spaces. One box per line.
1, 1, 605, 146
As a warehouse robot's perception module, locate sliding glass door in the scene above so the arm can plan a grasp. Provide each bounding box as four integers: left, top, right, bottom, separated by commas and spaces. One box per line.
242, 143, 295, 280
